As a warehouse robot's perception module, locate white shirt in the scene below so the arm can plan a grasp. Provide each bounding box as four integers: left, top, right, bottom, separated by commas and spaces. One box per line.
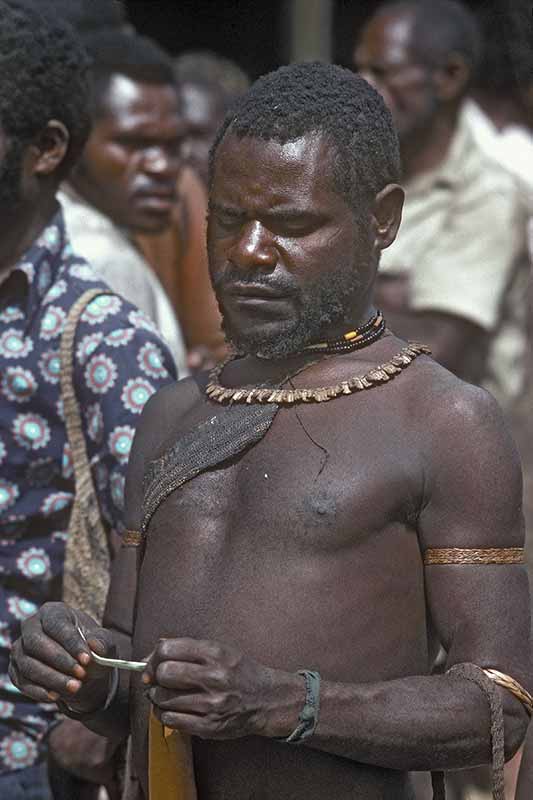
59, 187, 188, 377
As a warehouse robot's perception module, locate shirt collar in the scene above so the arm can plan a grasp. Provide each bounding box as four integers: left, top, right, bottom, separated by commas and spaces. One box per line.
7, 206, 70, 315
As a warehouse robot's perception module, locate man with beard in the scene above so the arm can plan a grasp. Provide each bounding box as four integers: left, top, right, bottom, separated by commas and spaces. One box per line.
354, 0, 528, 414
8, 63, 532, 800
0, 3, 177, 798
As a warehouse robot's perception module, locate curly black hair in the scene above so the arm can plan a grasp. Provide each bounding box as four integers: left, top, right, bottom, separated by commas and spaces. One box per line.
0, 0, 91, 178
209, 62, 401, 213
82, 31, 176, 118
13, 0, 128, 34
376, 0, 481, 75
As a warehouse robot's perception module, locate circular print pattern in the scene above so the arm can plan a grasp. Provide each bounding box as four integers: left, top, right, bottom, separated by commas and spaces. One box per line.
108, 425, 135, 464
0, 306, 24, 324
38, 224, 61, 254
62, 443, 73, 479
110, 470, 125, 510
0, 622, 11, 650
1, 367, 38, 403
0, 701, 14, 719
121, 377, 155, 414
84, 353, 118, 395
37, 260, 52, 296
43, 279, 67, 305
7, 596, 37, 621
56, 397, 64, 421
69, 263, 96, 281
82, 294, 122, 325
41, 492, 72, 517
76, 332, 103, 365
0, 439, 6, 466
0, 480, 19, 513
13, 413, 51, 451
40, 306, 66, 340
86, 403, 104, 444
0, 329, 33, 359
106, 327, 135, 348
38, 351, 61, 384
16, 547, 51, 581
138, 342, 168, 379
0, 731, 38, 770
129, 309, 158, 334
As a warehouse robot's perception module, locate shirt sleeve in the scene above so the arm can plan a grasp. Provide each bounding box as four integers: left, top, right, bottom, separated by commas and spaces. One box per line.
409, 167, 525, 332
71, 295, 177, 535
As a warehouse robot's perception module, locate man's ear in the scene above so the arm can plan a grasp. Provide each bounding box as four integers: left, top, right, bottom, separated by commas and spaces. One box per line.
373, 183, 404, 250
29, 120, 70, 177
433, 52, 470, 102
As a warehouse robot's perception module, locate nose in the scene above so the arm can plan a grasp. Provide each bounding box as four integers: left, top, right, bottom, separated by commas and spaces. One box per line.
141, 146, 180, 179
229, 220, 278, 272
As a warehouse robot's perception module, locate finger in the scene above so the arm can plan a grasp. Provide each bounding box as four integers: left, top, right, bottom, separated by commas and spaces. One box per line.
8, 661, 50, 703
152, 638, 226, 669
149, 688, 210, 714
154, 661, 221, 691
153, 708, 213, 738
10, 652, 83, 698
40, 603, 92, 664
21, 625, 85, 679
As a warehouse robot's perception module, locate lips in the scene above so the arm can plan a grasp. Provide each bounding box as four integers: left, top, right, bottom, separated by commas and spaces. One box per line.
134, 187, 176, 208
225, 284, 289, 300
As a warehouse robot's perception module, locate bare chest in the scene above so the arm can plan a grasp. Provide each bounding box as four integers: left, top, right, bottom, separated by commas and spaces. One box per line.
134, 402, 427, 675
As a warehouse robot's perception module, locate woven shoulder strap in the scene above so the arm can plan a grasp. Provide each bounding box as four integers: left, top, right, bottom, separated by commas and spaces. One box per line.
60, 288, 113, 622
60, 289, 112, 488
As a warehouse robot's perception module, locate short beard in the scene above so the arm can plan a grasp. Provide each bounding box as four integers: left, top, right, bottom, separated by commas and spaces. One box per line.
214, 222, 377, 359
0, 138, 24, 210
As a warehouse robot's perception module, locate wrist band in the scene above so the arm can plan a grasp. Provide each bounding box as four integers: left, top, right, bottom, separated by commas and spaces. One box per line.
56, 666, 119, 720
280, 669, 321, 744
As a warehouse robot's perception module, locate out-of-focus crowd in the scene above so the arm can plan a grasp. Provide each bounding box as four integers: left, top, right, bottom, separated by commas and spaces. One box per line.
0, 0, 531, 798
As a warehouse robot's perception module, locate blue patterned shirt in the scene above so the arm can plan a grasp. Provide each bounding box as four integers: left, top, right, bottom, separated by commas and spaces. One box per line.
0, 207, 177, 774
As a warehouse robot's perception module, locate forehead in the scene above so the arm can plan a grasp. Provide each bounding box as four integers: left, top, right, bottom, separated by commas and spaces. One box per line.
356, 10, 415, 65
211, 133, 343, 211
99, 74, 181, 130
181, 83, 218, 128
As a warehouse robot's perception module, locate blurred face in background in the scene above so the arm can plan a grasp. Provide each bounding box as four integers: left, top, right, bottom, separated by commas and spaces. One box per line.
71, 74, 185, 233
354, 10, 438, 144
180, 81, 223, 186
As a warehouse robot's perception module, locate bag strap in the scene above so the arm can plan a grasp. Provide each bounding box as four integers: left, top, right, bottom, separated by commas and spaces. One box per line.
60, 289, 113, 498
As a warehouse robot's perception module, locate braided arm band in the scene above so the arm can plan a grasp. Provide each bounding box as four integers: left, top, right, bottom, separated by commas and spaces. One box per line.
482, 669, 533, 715
424, 547, 524, 566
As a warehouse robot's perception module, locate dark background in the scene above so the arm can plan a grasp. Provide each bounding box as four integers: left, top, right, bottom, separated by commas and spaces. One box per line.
125, 0, 489, 79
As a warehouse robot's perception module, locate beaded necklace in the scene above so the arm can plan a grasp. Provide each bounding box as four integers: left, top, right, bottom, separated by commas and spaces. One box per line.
205, 343, 431, 406
303, 311, 385, 355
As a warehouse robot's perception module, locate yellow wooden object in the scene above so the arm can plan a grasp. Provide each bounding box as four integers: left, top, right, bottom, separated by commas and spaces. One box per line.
149, 709, 197, 800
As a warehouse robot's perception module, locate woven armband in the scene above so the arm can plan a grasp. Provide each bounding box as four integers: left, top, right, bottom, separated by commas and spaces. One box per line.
122, 529, 143, 548
483, 669, 533, 715
424, 547, 524, 566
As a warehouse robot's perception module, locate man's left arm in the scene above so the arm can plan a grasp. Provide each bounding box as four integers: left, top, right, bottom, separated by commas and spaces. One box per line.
144, 385, 530, 772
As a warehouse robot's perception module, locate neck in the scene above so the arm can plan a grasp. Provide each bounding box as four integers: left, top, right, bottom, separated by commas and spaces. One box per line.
400, 108, 459, 181
0, 195, 58, 282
